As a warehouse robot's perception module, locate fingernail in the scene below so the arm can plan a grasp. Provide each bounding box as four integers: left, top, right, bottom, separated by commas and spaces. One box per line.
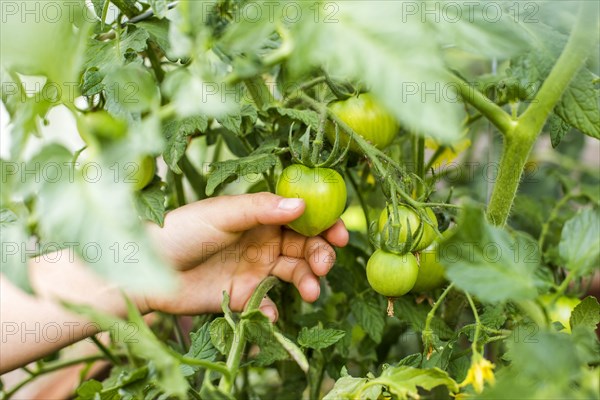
278, 198, 303, 210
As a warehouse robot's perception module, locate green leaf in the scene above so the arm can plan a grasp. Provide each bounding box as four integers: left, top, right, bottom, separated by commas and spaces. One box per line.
288, 2, 464, 142
75, 380, 103, 399
440, 207, 541, 302
1, 1, 91, 83
570, 296, 600, 331
90, 0, 107, 19
323, 368, 380, 400
205, 153, 277, 196
350, 293, 386, 343
162, 116, 208, 173
103, 64, 160, 117
377, 366, 459, 398
0, 210, 33, 293
181, 323, 218, 377
554, 68, 600, 140
162, 68, 236, 118
547, 113, 572, 148
66, 300, 188, 398
325, 366, 458, 400
432, 3, 531, 58
148, 0, 169, 18
272, 107, 320, 128
394, 297, 454, 339
84, 26, 149, 76
505, 330, 583, 385
137, 19, 171, 54
297, 326, 346, 350
209, 318, 234, 355
29, 144, 174, 292
559, 208, 600, 276
134, 179, 165, 226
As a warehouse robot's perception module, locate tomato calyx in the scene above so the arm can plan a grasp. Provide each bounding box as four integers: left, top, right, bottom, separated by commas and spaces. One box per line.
288, 119, 350, 169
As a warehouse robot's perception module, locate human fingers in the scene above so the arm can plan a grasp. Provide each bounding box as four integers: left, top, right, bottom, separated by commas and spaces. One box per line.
321, 219, 349, 247
269, 256, 320, 303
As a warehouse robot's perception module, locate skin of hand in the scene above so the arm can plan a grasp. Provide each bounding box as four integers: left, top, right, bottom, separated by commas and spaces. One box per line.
0, 192, 348, 373
143, 192, 349, 321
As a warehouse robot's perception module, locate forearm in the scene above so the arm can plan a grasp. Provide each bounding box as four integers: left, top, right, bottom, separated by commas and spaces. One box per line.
0, 252, 141, 374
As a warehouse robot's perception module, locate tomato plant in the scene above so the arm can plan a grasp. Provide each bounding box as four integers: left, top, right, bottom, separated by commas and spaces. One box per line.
1, 1, 599, 400
276, 164, 346, 237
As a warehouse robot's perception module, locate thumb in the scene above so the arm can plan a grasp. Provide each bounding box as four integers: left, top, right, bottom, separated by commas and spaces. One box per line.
205, 192, 305, 232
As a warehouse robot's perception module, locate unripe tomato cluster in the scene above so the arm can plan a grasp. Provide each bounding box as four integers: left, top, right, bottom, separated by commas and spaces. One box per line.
367, 205, 447, 300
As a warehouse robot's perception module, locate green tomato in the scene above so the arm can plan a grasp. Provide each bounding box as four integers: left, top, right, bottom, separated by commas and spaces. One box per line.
276, 164, 347, 237
131, 156, 156, 191
410, 245, 446, 293
366, 249, 419, 297
539, 294, 581, 333
77, 111, 127, 146
326, 93, 399, 152
341, 205, 368, 233
378, 206, 437, 252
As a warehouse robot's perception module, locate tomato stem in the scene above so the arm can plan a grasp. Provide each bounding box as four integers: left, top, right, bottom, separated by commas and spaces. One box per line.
218, 277, 280, 394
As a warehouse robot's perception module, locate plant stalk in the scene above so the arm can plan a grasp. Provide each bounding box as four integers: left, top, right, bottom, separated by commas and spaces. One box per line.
486, 2, 597, 226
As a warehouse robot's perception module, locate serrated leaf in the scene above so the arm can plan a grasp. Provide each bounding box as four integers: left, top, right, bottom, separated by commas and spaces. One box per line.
103, 64, 160, 117
243, 312, 289, 366
137, 19, 171, 53
273, 107, 320, 128
570, 296, 600, 331
547, 113, 572, 148
162, 116, 208, 173
559, 208, 600, 276
350, 293, 386, 343
394, 297, 454, 339
210, 318, 234, 355
148, 0, 169, 18
554, 68, 600, 140
297, 326, 346, 350
205, 153, 277, 196
84, 26, 149, 75
134, 179, 165, 226
181, 323, 218, 377
439, 207, 541, 302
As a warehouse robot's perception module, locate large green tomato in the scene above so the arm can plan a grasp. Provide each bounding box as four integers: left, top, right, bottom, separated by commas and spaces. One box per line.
130, 156, 156, 191
366, 249, 419, 297
326, 93, 399, 152
539, 294, 581, 333
276, 164, 347, 237
378, 206, 437, 252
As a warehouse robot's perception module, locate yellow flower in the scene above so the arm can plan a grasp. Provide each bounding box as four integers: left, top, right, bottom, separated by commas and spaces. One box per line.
460, 354, 496, 394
